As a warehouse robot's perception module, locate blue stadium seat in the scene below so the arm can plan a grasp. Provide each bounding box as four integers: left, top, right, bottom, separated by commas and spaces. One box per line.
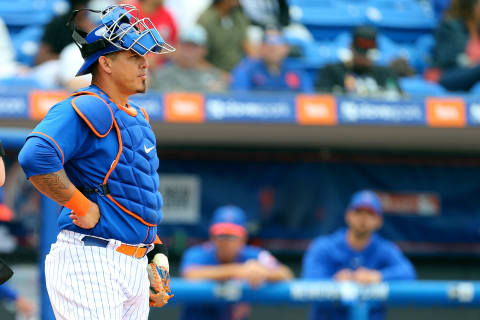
11, 25, 43, 66
289, 0, 435, 43
399, 76, 448, 96
0, 0, 67, 26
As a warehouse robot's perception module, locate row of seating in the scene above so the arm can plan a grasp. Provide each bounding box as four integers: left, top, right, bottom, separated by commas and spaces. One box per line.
288, 0, 436, 42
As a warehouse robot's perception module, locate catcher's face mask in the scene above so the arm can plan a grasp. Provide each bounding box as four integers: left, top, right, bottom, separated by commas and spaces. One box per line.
69, 4, 175, 76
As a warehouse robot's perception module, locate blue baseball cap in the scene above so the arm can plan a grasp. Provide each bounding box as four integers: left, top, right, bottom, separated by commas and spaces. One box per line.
348, 190, 382, 216
209, 205, 247, 237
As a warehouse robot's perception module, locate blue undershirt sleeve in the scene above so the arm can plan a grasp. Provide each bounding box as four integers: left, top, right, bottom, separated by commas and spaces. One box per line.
18, 101, 89, 178
18, 137, 63, 178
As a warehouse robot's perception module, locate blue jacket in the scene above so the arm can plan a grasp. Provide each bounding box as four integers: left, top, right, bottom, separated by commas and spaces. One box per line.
231, 58, 314, 93
302, 229, 416, 320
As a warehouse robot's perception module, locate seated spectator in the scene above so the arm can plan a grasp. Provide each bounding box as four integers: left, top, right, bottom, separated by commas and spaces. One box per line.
198, 0, 251, 72
150, 25, 228, 92
302, 190, 416, 320
430, 0, 480, 91
315, 26, 402, 98
231, 28, 314, 92
34, 0, 92, 66
125, 0, 177, 45
180, 205, 293, 320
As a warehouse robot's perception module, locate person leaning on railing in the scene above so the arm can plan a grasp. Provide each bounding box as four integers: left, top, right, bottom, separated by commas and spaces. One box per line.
302, 190, 416, 320
180, 205, 293, 320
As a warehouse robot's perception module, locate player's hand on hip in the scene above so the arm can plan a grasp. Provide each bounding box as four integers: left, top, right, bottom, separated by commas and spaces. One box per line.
70, 202, 100, 229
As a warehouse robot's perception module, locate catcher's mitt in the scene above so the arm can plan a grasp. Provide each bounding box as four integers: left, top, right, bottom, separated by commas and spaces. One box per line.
147, 263, 173, 307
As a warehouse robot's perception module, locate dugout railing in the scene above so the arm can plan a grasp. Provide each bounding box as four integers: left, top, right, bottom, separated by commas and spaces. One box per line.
1, 128, 479, 320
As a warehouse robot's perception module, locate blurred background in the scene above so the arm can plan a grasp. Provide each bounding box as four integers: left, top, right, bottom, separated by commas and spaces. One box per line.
0, 0, 480, 319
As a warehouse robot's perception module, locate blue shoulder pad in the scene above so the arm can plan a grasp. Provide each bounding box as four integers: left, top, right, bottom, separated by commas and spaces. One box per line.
71, 94, 114, 138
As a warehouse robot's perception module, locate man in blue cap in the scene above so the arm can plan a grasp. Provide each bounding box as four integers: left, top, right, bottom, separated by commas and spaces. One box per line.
231, 26, 313, 92
302, 190, 416, 320
18, 4, 174, 319
180, 205, 293, 320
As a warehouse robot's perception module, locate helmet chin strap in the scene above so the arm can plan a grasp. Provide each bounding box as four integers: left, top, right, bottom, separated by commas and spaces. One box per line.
68, 8, 110, 59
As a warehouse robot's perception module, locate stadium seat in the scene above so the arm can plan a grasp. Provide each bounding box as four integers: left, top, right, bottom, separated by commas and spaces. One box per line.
11, 25, 43, 66
399, 76, 448, 96
0, 0, 67, 26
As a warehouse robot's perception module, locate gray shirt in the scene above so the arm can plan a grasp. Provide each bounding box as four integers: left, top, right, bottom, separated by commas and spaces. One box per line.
150, 64, 228, 93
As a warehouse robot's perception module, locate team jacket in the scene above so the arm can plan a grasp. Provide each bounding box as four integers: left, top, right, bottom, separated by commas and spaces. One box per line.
19, 84, 163, 244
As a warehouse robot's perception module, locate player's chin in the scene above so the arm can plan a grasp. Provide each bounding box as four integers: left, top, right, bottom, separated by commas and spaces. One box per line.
135, 80, 147, 94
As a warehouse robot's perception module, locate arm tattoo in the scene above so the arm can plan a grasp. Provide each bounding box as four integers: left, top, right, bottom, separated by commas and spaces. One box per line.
30, 169, 74, 204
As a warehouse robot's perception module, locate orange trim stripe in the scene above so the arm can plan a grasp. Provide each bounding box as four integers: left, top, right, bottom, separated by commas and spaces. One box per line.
107, 194, 157, 227
140, 107, 149, 123
71, 95, 113, 138
119, 103, 138, 117
143, 227, 150, 243
31, 132, 65, 165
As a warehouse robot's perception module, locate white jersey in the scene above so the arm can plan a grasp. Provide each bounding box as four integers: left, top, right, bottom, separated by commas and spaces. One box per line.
45, 230, 150, 320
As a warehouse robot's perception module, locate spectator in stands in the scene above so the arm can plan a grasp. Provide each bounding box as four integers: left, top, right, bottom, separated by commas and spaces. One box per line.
150, 24, 228, 92
180, 205, 293, 320
231, 27, 314, 92
0, 284, 35, 319
197, 0, 251, 72
302, 190, 416, 320
164, 0, 210, 34
315, 26, 402, 98
125, 0, 177, 46
34, 0, 92, 66
430, 0, 480, 91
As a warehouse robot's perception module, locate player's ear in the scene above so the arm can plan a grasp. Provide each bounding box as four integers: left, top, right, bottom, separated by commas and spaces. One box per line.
98, 56, 113, 75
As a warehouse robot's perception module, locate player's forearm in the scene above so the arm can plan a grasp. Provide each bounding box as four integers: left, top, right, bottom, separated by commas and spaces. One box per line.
29, 169, 76, 205
183, 264, 243, 281
265, 265, 294, 282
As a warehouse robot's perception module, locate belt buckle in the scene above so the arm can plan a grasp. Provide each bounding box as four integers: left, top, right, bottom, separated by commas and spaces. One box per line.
133, 244, 144, 259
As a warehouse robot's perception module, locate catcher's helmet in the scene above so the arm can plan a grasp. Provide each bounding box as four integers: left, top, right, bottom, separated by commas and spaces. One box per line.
68, 4, 175, 76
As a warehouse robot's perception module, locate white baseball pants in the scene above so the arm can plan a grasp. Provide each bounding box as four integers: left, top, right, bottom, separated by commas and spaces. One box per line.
45, 230, 150, 320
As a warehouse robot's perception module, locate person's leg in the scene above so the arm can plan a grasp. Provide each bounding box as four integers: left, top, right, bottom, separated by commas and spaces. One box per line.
45, 231, 125, 320
439, 65, 480, 91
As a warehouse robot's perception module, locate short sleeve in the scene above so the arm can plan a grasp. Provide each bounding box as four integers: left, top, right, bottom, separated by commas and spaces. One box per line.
180, 246, 212, 275
28, 100, 90, 166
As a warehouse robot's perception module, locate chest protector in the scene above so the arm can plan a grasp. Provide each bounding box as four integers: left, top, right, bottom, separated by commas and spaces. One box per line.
70, 85, 163, 226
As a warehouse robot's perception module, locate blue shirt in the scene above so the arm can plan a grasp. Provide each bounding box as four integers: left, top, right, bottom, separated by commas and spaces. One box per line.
180, 242, 279, 320
231, 58, 314, 93
302, 229, 416, 320
18, 89, 159, 244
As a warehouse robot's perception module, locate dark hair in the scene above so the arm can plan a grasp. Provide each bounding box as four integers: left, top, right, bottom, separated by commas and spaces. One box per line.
447, 0, 479, 21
